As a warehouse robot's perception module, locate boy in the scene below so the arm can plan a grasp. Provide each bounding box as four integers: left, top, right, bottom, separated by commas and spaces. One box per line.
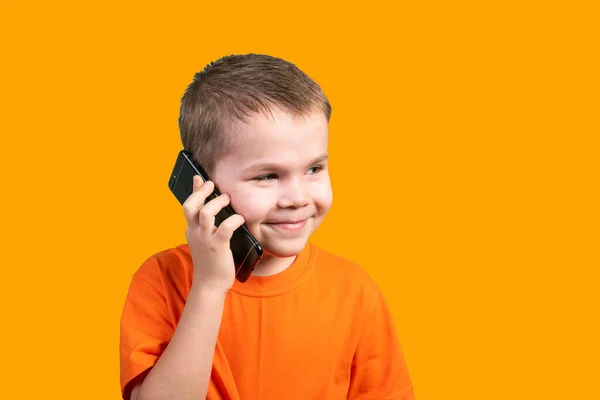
120, 54, 414, 400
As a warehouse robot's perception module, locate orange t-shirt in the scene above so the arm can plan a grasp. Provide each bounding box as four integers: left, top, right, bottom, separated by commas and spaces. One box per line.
120, 242, 414, 399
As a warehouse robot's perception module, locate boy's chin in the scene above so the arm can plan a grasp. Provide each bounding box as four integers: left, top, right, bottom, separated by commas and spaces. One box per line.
262, 238, 308, 258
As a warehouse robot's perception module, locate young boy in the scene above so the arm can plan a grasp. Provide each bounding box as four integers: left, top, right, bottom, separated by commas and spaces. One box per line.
120, 54, 414, 400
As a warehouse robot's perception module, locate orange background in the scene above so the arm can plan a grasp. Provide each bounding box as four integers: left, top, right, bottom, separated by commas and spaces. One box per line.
1, 1, 598, 399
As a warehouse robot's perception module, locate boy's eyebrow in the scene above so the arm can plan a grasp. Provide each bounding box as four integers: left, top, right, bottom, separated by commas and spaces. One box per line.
243, 154, 328, 173
309, 154, 328, 164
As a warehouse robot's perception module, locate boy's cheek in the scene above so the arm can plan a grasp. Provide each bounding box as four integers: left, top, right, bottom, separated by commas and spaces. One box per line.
230, 194, 271, 221
313, 180, 333, 209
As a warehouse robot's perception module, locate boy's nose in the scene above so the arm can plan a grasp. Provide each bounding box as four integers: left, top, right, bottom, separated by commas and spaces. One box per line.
278, 178, 309, 209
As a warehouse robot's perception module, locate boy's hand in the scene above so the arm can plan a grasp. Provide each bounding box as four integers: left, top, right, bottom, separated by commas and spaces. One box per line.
183, 175, 245, 294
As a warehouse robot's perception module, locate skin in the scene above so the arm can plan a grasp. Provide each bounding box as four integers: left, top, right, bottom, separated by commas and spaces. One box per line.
130, 107, 332, 400
211, 106, 333, 277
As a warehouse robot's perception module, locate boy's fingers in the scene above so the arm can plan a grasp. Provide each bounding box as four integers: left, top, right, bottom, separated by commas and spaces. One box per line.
193, 177, 210, 195
183, 180, 214, 226
192, 174, 202, 191
198, 194, 231, 231
215, 214, 245, 242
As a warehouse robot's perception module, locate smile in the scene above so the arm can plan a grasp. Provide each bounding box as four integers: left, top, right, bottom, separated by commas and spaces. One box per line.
266, 219, 308, 231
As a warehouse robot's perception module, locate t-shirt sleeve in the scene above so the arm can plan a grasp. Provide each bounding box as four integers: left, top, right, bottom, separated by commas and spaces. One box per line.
347, 289, 415, 400
119, 256, 175, 399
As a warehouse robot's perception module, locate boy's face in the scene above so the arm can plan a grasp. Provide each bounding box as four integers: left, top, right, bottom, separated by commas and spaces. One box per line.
212, 107, 332, 258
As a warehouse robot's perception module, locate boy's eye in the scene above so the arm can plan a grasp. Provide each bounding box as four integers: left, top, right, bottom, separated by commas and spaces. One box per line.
254, 173, 278, 181
307, 165, 323, 174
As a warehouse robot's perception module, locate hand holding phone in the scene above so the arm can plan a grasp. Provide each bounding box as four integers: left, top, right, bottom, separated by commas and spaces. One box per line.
180, 176, 245, 291
169, 150, 263, 284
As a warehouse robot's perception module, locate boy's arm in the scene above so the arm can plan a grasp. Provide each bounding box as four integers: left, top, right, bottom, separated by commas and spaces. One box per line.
347, 290, 415, 400
131, 283, 227, 400
122, 177, 245, 400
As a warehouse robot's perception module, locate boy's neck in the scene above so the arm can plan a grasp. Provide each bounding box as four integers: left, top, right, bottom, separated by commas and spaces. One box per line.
251, 253, 297, 277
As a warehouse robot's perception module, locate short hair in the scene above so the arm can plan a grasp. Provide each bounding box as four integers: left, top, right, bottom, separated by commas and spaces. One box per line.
178, 54, 332, 175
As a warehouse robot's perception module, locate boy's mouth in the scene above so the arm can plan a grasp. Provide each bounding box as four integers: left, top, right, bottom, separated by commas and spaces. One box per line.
265, 219, 308, 231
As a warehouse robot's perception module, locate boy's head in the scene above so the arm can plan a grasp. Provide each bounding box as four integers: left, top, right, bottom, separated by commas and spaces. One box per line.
178, 54, 333, 258
179, 53, 331, 175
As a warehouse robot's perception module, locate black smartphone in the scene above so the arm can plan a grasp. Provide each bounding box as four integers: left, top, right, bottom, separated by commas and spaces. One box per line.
168, 150, 263, 282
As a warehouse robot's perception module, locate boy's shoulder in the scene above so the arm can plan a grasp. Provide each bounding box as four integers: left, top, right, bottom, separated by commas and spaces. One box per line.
310, 243, 382, 295
132, 243, 194, 291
